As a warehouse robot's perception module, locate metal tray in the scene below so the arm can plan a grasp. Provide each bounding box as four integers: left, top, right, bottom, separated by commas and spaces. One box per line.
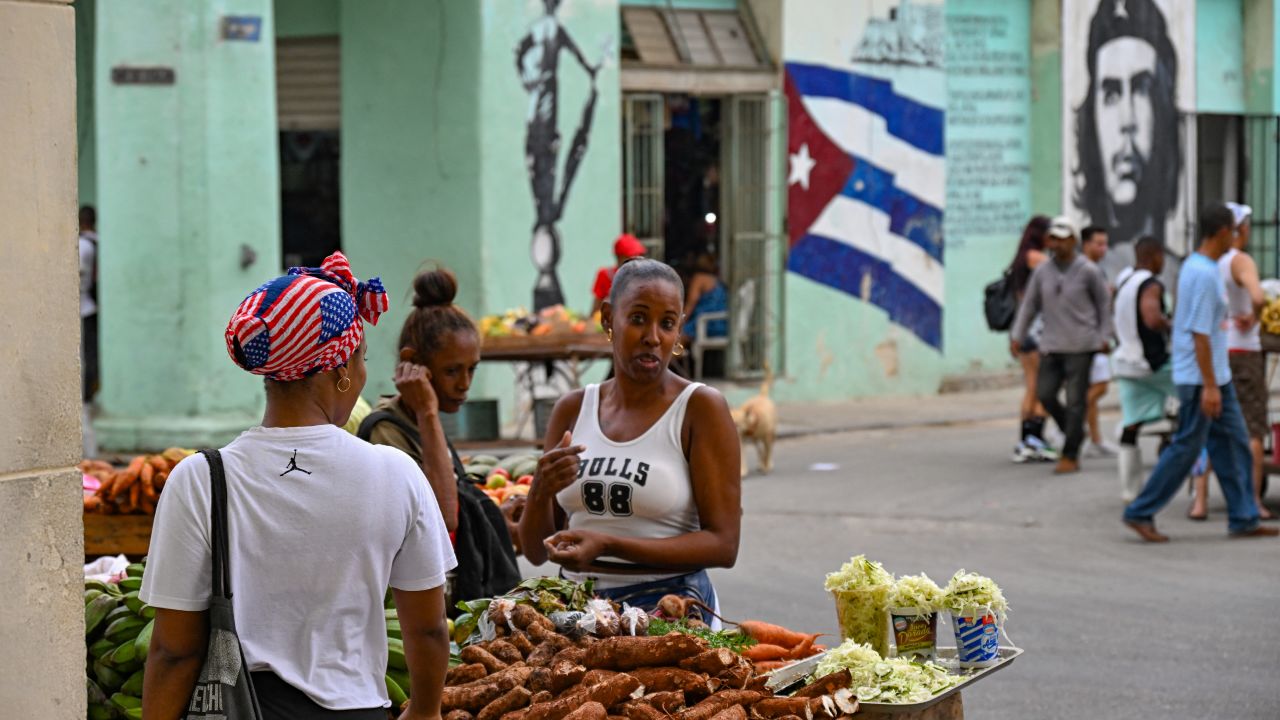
764, 646, 1024, 714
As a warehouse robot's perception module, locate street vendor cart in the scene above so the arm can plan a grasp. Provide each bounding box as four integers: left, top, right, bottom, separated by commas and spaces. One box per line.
481, 331, 612, 437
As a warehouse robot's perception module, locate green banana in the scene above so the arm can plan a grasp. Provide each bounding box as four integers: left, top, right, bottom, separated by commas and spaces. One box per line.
387, 636, 407, 671
87, 676, 110, 704
117, 576, 143, 593
107, 639, 138, 666
387, 668, 412, 695
85, 588, 105, 604
387, 619, 402, 640
110, 692, 142, 711
104, 615, 147, 643
385, 608, 399, 621
103, 604, 134, 626
89, 637, 117, 659
125, 563, 146, 579
86, 594, 120, 637
93, 659, 125, 690
85, 579, 114, 595
133, 619, 154, 661
123, 591, 145, 616
125, 708, 143, 720
87, 703, 116, 720
469, 454, 500, 466
140, 604, 156, 620
121, 668, 145, 696
385, 674, 409, 707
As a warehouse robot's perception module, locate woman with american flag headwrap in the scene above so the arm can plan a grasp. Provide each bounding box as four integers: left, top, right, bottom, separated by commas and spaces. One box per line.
139, 252, 457, 720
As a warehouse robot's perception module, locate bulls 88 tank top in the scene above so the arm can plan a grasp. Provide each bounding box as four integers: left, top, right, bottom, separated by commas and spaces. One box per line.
556, 382, 704, 589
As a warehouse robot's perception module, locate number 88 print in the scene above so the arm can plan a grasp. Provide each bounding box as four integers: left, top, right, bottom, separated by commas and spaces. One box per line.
581, 480, 634, 516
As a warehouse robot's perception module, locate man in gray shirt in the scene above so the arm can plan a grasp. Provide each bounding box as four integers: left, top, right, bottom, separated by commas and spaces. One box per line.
1011, 216, 1114, 474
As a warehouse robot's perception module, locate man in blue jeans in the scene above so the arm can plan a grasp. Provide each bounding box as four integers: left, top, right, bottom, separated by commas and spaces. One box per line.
1123, 203, 1279, 541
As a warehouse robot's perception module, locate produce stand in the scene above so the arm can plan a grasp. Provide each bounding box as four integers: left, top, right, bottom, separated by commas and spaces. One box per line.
481, 332, 612, 436
1260, 332, 1280, 486
83, 513, 152, 558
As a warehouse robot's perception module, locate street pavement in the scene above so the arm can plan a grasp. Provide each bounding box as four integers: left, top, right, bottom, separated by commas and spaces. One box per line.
709, 414, 1280, 720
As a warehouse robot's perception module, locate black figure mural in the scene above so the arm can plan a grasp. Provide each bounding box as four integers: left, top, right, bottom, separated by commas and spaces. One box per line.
516, 0, 601, 310
1072, 0, 1182, 276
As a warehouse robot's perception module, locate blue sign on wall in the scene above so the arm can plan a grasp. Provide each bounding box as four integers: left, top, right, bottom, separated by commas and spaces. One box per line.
221, 16, 262, 42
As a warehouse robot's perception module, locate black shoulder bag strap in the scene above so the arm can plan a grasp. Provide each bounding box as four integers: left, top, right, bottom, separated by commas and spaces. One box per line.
187, 450, 263, 720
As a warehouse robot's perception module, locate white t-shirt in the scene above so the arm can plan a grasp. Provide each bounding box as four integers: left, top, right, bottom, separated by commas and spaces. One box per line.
140, 424, 456, 710
78, 232, 97, 318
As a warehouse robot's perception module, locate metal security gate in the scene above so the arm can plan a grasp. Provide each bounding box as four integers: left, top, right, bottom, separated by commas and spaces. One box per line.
623, 94, 665, 257
722, 93, 781, 379
1246, 116, 1280, 279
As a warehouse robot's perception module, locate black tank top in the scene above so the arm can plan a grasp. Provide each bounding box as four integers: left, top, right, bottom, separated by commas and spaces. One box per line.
1136, 277, 1169, 371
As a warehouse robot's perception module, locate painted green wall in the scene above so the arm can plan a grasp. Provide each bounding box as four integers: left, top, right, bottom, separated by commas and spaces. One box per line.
1029, 0, 1061, 216
941, 0, 1032, 377
341, 0, 486, 401
275, 0, 338, 37
1198, 0, 1246, 114
74, 0, 96, 208
94, 0, 282, 449
1245, 0, 1278, 114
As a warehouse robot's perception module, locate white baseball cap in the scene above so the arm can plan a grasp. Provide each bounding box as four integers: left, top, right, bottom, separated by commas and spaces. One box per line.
1048, 216, 1077, 239
1226, 202, 1252, 228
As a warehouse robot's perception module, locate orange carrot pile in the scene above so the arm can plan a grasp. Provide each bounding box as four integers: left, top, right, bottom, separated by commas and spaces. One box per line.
735, 621, 824, 669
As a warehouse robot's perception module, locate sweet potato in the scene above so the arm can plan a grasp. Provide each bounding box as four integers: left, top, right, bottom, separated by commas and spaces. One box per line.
525, 674, 643, 720
740, 644, 790, 663
706, 706, 747, 720
148, 455, 171, 475
510, 632, 535, 658
446, 711, 475, 720
462, 645, 509, 674
447, 663, 489, 686
140, 464, 158, 502
478, 687, 533, 720
620, 703, 666, 720
580, 669, 618, 688
487, 640, 525, 665
625, 668, 710, 695
748, 699, 814, 720
139, 497, 156, 515
109, 469, 138, 501
790, 670, 850, 700
680, 649, 737, 675
84, 495, 102, 512
562, 702, 607, 720
676, 691, 764, 720
129, 481, 142, 510
639, 691, 685, 713
443, 666, 534, 712
582, 634, 705, 671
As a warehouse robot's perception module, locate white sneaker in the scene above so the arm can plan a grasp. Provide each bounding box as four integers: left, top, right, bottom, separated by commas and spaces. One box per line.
1024, 436, 1060, 462
1011, 443, 1035, 464
1093, 440, 1120, 458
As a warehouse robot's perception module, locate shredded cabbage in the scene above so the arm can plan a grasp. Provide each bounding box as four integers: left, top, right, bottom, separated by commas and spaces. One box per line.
942, 570, 1008, 621
826, 555, 895, 656
887, 574, 944, 612
814, 639, 959, 704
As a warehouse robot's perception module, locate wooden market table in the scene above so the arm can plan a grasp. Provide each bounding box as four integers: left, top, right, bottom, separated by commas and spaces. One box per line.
481, 332, 613, 437
84, 513, 153, 559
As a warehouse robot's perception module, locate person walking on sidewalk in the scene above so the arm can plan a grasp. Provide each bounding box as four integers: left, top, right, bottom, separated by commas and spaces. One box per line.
1008, 216, 1056, 463
1011, 216, 1114, 474
1112, 236, 1174, 501
1080, 225, 1119, 458
1217, 202, 1274, 520
1122, 204, 1279, 541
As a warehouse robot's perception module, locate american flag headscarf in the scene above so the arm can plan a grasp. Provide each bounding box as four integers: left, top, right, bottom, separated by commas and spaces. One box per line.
226, 251, 389, 382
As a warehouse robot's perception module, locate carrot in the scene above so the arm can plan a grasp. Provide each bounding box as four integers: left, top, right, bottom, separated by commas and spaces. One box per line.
740, 644, 790, 662
148, 454, 171, 474
140, 464, 157, 501
749, 661, 789, 673
735, 622, 814, 649
129, 482, 142, 511
123, 455, 147, 479
84, 495, 102, 513
784, 635, 821, 660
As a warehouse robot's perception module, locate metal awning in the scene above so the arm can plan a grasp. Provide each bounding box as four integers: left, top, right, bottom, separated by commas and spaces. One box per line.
620, 6, 776, 94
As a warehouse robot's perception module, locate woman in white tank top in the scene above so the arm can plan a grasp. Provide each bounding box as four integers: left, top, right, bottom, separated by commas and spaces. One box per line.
518, 259, 741, 622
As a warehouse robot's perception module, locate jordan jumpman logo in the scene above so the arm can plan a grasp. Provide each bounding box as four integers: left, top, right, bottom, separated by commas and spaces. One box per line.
280, 450, 312, 477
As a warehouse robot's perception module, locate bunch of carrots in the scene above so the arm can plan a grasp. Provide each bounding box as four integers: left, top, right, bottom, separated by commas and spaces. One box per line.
81, 448, 193, 515
735, 622, 825, 672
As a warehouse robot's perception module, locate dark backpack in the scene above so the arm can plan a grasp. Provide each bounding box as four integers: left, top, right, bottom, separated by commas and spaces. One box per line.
357, 410, 521, 607
983, 270, 1017, 331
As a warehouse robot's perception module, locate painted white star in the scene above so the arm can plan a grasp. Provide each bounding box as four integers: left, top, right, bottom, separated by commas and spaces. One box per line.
789, 143, 816, 190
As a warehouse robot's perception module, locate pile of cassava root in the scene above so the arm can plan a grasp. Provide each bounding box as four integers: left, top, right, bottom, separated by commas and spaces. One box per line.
435, 603, 859, 720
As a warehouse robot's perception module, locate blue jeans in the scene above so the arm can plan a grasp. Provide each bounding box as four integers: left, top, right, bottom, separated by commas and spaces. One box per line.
593, 570, 719, 624
1124, 383, 1260, 533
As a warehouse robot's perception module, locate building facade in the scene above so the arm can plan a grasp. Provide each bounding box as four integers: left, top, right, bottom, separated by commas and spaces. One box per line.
74, 0, 1280, 448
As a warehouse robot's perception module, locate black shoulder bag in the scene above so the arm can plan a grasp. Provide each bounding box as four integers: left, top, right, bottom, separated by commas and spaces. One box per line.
183, 449, 263, 719
984, 269, 1017, 332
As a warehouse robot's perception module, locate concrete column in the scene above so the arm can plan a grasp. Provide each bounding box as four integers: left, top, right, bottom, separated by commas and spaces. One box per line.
0, 1, 86, 717
93, 0, 281, 450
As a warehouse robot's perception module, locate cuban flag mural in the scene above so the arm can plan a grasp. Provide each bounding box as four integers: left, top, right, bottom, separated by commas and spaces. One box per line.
785, 0, 946, 350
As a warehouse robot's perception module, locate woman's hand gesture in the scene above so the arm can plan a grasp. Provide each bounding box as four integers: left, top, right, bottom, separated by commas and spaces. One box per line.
395, 362, 439, 421
531, 431, 585, 501
544, 528, 608, 571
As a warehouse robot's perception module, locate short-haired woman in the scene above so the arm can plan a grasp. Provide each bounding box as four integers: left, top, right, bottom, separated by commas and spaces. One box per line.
141, 253, 455, 720
518, 258, 741, 622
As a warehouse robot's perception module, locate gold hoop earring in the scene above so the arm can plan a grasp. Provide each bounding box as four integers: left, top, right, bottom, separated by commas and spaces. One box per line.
336, 376, 352, 393
672, 343, 685, 357
606, 328, 613, 342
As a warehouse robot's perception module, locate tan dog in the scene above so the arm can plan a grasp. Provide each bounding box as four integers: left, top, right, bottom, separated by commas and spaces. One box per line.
731, 367, 776, 476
